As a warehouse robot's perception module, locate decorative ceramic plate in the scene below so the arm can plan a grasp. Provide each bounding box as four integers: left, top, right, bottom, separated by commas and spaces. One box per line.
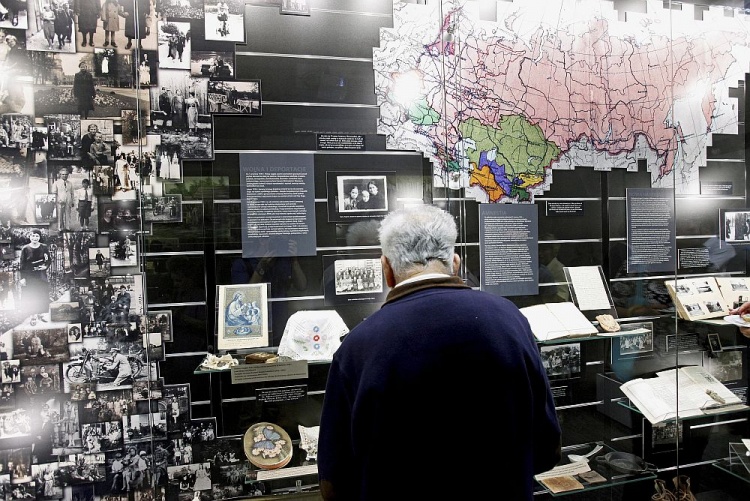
243, 422, 293, 469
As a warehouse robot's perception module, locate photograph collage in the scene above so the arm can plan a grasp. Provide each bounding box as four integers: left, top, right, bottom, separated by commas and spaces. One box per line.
0, 1, 272, 500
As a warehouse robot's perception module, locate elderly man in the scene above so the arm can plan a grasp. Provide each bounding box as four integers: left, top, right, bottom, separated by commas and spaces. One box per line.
318, 205, 561, 500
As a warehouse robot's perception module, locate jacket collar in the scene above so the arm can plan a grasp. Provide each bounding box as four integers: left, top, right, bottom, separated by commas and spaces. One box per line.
383, 275, 470, 305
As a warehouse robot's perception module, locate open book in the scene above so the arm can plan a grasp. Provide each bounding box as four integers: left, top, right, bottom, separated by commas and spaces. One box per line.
664, 277, 742, 321
620, 366, 746, 424
520, 302, 598, 341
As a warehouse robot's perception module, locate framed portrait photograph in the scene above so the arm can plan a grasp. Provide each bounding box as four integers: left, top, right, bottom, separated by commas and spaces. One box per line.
323, 254, 387, 306
540, 343, 581, 380
612, 325, 655, 361
723, 209, 750, 242
216, 284, 269, 351
707, 332, 723, 354
326, 172, 395, 223
146, 310, 173, 342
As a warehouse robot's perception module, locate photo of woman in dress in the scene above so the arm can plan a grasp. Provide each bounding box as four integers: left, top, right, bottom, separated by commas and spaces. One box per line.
19, 229, 51, 317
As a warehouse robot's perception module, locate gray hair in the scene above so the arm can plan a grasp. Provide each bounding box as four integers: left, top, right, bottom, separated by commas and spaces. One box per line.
378, 205, 457, 277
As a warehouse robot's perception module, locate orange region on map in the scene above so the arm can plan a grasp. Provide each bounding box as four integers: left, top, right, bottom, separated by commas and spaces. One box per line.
469, 164, 505, 202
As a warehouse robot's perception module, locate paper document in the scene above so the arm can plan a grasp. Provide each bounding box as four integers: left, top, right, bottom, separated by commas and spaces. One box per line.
520, 302, 598, 341
566, 266, 612, 311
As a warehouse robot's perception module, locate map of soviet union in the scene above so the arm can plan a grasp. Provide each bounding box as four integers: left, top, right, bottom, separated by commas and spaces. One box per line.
373, 0, 750, 202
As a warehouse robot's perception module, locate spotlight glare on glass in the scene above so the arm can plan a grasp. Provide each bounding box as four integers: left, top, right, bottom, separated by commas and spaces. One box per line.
392, 71, 423, 106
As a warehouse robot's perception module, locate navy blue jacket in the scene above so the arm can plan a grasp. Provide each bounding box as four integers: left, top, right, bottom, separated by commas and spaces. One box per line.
318, 279, 561, 499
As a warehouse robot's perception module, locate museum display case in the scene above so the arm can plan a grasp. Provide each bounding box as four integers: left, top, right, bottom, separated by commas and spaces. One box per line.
0, 0, 749, 499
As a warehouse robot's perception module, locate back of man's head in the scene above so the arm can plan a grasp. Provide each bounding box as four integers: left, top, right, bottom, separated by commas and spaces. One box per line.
378, 205, 457, 278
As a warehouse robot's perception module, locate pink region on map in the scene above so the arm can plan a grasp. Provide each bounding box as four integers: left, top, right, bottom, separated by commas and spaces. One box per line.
424, 14, 741, 181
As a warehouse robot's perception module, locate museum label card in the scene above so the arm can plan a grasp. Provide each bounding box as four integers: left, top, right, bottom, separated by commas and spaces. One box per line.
240, 153, 317, 258
479, 204, 538, 296
231, 361, 309, 385
626, 188, 676, 273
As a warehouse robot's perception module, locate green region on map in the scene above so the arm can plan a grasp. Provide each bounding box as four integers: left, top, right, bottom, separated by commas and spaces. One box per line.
460, 116, 561, 176
407, 98, 441, 125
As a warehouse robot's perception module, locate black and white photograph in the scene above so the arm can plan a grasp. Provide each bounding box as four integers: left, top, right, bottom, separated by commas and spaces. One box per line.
58, 454, 106, 484
50, 302, 80, 322
150, 70, 213, 160
161, 440, 189, 468
154, 143, 181, 181
19, 365, 61, 395
204, 0, 244, 42
134, 50, 158, 88
12, 327, 69, 364
156, 0, 205, 19
31, 462, 63, 500
67, 324, 82, 343
81, 422, 123, 453
47, 166, 94, 231
684, 302, 705, 318
74, 0, 157, 54
143, 194, 182, 223
6, 448, 31, 483
280, 0, 309, 16
93, 48, 129, 87
147, 310, 173, 342
64, 338, 150, 392
62, 231, 97, 277
0, 384, 15, 412
98, 200, 141, 232
707, 332, 723, 353
74, 274, 146, 324
540, 343, 581, 379
0, 272, 14, 311
323, 253, 387, 306
337, 176, 388, 213
89, 247, 111, 277
729, 280, 749, 291
111, 152, 140, 199
674, 283, 692, 296
123, 412, 167, 443
69, 384, 95, 402
0, 114, 32, 149
0, 150, 48, 226
132, 379, 163, 401
158, 21, 191, 70
0, 410, 31, 439
45, 114, 81, 160
704, 300, 724, 314
33, 195, 56, 224
81, 119, 115, 171
0, 1, 28, 29
180, 419, 216, 443
724, 210, 750, 242
120, 109, 145, 145
334, 258, 383, 295
208, 80, 261, 115
1, 360, 20, 383
164, 384, 190, 432
652, 421, 683, 447
706, 350, 743, 382
167, 463, 212, 492
79, 389, 134, 424
109, 231, 138, 268
32, 53, 149, 119
191, 50, 233, 80
26, 1, 76, 53
692, 280, 714, 294
141, 325, 163, 361
619, 330, 654, 355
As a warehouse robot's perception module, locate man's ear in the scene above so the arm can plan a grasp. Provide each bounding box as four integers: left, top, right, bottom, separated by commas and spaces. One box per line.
452, 253, 461, 276
381, 255, 396, 288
